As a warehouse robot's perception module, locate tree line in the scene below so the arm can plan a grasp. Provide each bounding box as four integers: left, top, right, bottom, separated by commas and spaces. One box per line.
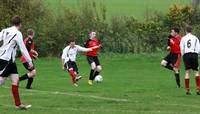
0, 0, 200, 56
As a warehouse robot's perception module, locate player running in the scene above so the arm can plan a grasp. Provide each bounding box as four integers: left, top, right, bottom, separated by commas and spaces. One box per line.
85, 31, 102, 85
161, 28, 182, 88
61, 39, 100, 86
19, 29, 38, 89
180, 26, 200, 95
0, 16, 33, 109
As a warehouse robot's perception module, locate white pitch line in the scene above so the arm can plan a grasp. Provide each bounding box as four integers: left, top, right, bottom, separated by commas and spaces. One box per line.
1, 104, 199, 114
153, 103, 200, 109
1, 86, 128, 102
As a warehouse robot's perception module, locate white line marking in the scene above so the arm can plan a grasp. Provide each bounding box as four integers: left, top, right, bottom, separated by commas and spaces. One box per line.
1, 86, 128, 102
0, 104, 199, 114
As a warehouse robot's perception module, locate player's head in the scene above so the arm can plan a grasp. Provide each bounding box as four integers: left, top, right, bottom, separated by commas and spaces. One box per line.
89, 31, 96, 39
27, 29, 35, 38
68, 39, 76, 48
11, 15, 22, 29
186, 25, 192, 33
171, 27, 180, 37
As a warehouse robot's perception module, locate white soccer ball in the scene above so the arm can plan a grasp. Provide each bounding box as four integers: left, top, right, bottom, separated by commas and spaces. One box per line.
94, 75, 103, 82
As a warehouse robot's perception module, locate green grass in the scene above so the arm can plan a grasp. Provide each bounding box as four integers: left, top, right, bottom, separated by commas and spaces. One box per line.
44, 0, 190, 20
0, 54, 200, 114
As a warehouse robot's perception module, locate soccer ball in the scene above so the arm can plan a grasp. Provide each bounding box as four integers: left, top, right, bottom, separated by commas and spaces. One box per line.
94, 75, 103, 82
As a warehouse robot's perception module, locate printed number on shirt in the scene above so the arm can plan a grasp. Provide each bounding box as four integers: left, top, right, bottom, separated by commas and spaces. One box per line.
187, 39, 191, 48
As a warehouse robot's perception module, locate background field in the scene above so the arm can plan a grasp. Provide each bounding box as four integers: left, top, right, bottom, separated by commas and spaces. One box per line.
44, 0, 190, 20
0, 54, 200, 114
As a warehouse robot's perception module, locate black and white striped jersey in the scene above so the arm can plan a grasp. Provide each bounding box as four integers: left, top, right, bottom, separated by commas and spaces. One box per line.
0, 26, 32, 63
180, 33, 200, 56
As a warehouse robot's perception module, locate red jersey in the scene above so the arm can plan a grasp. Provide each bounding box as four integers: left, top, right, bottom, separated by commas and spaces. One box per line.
168, 35, 182, 54
85, 38, 101, 56
21, 37, 35, 63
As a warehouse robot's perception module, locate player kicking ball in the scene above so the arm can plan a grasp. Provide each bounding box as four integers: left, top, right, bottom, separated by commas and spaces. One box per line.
19, 29, 38, 89
85, 31, 102, 85
61, 39, 100, 86
161, 28, 182, 88
180, 26, 200, 95
0, 16, 32, 109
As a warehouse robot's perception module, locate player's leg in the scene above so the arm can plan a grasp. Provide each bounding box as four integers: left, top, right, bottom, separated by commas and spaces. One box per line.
67, 62, 77, 86
73, 62, 82, 81
19, 62, 36, 89
92, 57, 102, 80
19, 62, 36, 80
184, 70, 191, 95
10, 74, 21, 107
87, 56, 96, 85
173, 67, 180, 88
183, 53, 191, 95
0, 59, 9, 85
194, 71, 200, 95
173, 54, 181, 88
192, 53, 200, 95
88, 62, 96, 85
0, 76, 6, 85
94, 65, 102, 76
26, 69, 36, 89
10, 74, 31, 109
161, 54, 173, 71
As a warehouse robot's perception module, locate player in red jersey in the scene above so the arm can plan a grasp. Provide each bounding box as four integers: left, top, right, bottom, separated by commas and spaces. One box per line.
85, 31, 102, 85
161, 28, 182, 88
19, 29, 38, 89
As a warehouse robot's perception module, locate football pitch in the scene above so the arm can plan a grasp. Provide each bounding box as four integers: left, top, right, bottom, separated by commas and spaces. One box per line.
0, 54, 200, 114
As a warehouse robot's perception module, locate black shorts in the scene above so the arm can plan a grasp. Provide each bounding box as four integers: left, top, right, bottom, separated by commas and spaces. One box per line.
163, 53, 181, 68
23, 62, 35, 71
0, 59, 18, 77
64, 61, 78, 73
87, 56, 100, 66
183, 53, 199, 71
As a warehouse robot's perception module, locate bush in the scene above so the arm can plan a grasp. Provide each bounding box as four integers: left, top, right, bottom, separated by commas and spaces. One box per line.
1, 1, 199, 56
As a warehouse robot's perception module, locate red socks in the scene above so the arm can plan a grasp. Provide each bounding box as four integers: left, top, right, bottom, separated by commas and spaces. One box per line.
195, 76, 200, 91
185, 79, 190, 92
11, 85, 21, 106
69, 70, 76, 84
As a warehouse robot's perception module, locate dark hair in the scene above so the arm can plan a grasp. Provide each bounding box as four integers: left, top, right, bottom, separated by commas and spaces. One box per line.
27, 29, 34, 36
186, 25, 192, 33
172, 27, 180, 34
11, 15, 22, 26
68, 38, 75, 43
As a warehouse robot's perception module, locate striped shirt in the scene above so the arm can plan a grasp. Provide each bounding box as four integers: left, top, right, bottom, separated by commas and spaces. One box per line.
180, 33, 200, 55
0, 26, 32, 63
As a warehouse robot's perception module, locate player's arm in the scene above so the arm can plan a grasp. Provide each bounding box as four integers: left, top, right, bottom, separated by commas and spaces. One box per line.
0, 30, 3, 41
180, 38, 185, 56
61, 47, 68, 71
15, 33, 33, 66
76, 45, 92, 52
61, 59, 66, 71
76, 45, 101, 52
30, 49, 38, 58
195, 37, 200, 53
167, 35, 172, 50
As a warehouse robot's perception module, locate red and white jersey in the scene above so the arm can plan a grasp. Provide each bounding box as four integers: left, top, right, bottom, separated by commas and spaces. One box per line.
169, 35, 182, 54
21, 37, 35, 63
85, 38, 101, 57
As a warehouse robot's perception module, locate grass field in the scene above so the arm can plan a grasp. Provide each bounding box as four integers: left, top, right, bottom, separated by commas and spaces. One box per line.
44, 0, 190, 20
1, 54, 200, 114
